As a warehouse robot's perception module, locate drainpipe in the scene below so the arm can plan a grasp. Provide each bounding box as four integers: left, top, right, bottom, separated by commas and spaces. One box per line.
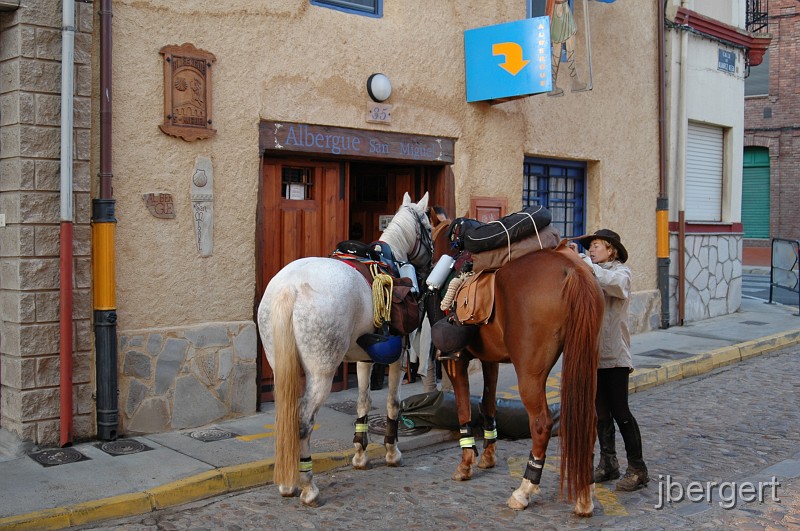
93, 0, 118, 441
59, 0, 75, 447
676, 0, 689, 325
656, 0, 670, 329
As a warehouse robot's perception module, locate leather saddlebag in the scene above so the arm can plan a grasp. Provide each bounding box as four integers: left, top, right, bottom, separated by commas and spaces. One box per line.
455, 269, 497, 326
389, 277, 421, 336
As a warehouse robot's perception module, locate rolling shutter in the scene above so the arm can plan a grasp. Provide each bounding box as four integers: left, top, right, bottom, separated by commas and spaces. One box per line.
685, 123, 723, 222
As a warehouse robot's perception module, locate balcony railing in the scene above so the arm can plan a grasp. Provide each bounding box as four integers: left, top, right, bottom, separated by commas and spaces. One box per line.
747, 0, 769, 34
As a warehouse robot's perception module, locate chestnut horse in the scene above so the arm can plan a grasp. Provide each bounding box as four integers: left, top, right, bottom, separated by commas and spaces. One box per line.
430, 215, 604, 516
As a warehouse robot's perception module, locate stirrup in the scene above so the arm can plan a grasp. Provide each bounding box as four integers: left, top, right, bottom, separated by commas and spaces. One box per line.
436, 349, 460, 361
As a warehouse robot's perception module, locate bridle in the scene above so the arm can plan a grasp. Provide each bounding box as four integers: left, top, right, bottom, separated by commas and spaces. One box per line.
405, 206, 433, 272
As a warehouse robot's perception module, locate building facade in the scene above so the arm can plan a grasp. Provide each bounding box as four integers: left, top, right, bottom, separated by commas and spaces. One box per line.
744, 0, 799, 249
663, 0, 769, 323
0, 0, 758, 446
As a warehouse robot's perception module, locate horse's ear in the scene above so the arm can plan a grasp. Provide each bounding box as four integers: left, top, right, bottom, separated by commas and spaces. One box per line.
418, 191, 429, 212
402, 192, 411, 206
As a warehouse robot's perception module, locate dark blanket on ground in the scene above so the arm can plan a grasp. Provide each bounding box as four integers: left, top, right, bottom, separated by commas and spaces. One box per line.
400, 391, 560, 439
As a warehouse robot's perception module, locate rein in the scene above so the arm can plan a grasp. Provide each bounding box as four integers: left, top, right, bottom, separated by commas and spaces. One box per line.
406, 206, 433, 268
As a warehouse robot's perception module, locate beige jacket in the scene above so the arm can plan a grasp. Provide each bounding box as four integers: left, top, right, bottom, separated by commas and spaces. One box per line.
580, 255, 633, 369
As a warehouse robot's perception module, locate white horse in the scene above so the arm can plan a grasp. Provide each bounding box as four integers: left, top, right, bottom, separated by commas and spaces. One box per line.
258, 192, 432, 506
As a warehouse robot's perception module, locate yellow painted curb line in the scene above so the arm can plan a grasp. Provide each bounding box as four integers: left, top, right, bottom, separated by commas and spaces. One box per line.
628, 329, 800, 394
0, 441, 423, 530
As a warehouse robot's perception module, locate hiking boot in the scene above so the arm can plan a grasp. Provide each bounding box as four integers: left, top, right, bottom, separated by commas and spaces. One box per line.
616, 467, 649, 492
593, 453, 620, 483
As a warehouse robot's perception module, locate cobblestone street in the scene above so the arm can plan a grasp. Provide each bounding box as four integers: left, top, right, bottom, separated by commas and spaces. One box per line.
76, 347, 800, 530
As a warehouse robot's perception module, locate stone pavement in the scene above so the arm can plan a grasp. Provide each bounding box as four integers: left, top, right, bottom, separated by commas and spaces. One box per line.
0, 296, 799, 530
72, 346, 800, 530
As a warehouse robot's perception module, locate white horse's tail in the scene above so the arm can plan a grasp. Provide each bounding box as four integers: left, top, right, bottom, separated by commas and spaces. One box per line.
271, 286, 301, 489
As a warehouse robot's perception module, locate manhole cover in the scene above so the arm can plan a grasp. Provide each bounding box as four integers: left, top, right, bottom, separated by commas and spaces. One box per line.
29, 448, 89, 467
328, 400, 376, 416
96, 439, 152, 456
186, 428, 237, 442
366, 415, 431, 437
741, 320, 769, 326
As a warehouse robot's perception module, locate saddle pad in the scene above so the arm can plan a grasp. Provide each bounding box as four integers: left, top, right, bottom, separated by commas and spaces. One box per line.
455, 269, 497, 326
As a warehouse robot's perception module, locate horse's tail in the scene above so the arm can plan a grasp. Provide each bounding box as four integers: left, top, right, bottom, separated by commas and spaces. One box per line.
271, 286, 301, 489
558, 264, 602, 501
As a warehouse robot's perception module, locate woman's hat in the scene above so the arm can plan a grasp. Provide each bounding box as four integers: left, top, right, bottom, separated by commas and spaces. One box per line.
577, 229, 628, 263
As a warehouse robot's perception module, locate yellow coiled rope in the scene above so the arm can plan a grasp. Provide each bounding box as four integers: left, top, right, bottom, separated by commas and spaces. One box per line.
371, 264, 393, 328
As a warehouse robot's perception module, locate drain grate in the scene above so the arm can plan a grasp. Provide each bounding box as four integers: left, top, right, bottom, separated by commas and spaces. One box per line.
29, 447, 90, 467
637, 349, 693, 360
96, 439, 153, 456
741, 320, 769, 326
328, 400, 376, 416
366, 414, 431, 437
186, 428, 238, 442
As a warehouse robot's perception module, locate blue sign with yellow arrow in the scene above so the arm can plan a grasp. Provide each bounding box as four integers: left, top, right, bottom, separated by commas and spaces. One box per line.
464, 17, 552, 103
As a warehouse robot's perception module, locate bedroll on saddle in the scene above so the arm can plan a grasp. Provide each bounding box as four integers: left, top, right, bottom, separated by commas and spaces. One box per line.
459, 205, 552, 254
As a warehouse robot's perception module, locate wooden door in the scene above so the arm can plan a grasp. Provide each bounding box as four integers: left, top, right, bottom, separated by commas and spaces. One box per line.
257, 158, 348, 400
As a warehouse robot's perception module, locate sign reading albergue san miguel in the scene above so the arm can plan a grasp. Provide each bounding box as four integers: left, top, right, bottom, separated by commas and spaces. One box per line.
259, 121, 454, 164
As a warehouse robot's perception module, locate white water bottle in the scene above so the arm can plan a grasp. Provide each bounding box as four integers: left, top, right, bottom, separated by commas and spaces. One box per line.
425, 255, 455, 290
398, 263, 419, 293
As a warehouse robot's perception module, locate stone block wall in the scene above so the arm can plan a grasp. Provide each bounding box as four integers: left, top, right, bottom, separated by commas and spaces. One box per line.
668, 233, 743, 324
118, 321, 258, 434
0, 1, 94, 445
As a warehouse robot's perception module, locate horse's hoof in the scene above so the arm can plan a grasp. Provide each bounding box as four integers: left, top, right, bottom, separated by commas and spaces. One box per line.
451, 466, 472, 481
301, 496, 325, 508
352, 462, 369, 471
278, 485, 299, 498
574, 509, 593, 518
300, 484, 321, 506
507, 494, 528, 511
386, 458, 403, 468
478, 455, 496, 469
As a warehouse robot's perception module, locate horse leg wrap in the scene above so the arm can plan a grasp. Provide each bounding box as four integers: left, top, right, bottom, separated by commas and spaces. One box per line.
483, 417, 497, 448
459, 424, 478, 456
384, 417, 399, 445
523, 453, 546, 485
299, 457, 313, 474
353, 415, 369, 447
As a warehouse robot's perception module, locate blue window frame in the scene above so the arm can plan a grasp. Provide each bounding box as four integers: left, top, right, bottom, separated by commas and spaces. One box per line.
311, 0, 382, 17
523, 157, 586, 240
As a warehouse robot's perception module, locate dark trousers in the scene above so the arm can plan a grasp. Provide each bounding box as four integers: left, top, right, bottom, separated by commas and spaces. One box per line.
596, 367, 646, 470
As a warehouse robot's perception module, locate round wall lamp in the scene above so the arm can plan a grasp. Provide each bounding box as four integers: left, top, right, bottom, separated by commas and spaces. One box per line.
367, 73, 392, 102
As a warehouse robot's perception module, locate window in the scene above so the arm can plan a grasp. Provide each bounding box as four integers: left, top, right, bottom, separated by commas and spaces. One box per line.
745, 49, 769, 96
311, 0, 382, 17
523, 157, 586, 239
685, 123, 723, 222
282, 167, 313, 200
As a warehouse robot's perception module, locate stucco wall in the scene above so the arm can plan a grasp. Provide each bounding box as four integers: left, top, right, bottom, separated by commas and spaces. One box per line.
104, 0, 660, 333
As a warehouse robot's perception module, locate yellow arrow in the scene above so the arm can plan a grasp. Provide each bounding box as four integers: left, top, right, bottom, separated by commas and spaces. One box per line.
492, 42, 530, 75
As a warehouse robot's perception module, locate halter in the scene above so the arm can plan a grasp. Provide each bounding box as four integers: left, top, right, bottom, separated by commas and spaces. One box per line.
405, 206, 433, 271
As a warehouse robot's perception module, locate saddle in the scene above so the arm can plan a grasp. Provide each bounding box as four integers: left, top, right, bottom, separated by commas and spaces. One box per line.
331, 240, 421, 337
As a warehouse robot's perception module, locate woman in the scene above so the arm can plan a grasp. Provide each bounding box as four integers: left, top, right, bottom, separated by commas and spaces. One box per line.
569, 229, 648, 492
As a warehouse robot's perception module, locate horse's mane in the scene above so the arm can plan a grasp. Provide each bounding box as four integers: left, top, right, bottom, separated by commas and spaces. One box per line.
380, 206, 420, 262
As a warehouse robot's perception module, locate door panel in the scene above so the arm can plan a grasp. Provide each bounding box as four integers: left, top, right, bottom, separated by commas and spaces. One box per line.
258, 158, 348, 401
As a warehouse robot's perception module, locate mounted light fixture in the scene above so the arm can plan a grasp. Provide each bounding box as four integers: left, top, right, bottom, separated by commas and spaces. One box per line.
367, 73, 392, 102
